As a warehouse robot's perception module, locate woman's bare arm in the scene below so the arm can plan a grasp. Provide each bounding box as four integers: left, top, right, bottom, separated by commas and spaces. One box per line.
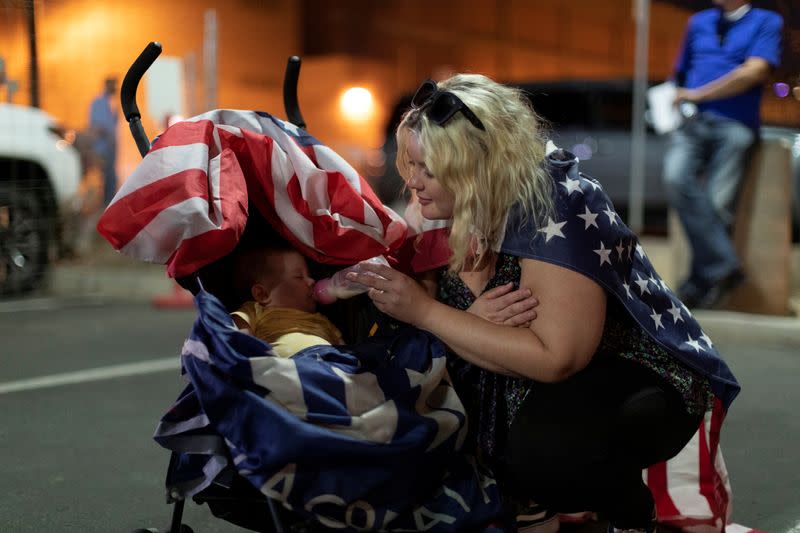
352, 259, 605, 382
413, 259, 605, 381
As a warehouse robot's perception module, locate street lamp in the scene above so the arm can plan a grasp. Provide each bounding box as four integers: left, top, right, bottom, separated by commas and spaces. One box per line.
340, 87, 373, 122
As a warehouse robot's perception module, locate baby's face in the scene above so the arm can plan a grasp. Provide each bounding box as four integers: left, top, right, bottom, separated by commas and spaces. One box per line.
267, 251, 317, 313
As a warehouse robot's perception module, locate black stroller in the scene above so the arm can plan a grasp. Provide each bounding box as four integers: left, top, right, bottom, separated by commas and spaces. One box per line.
120, 42, 400, 533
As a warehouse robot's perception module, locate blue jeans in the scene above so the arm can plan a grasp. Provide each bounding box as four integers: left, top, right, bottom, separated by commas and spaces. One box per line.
98, 150, 118, 206
662, 113, 755, 287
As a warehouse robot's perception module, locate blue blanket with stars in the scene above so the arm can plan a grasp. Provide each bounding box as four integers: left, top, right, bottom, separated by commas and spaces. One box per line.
154, 288, 507, 532
500, 149, 740, 410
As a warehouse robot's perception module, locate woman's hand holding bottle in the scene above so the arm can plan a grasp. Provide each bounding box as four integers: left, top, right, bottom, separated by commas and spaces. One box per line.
348, 263, 539, 329
346, 262, 436, 327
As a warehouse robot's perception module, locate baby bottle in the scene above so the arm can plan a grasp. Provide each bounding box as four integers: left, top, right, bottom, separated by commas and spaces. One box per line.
313, 256, 390, 304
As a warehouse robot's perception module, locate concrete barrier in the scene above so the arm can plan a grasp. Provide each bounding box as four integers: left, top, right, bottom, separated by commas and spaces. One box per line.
670, 138, 794, 315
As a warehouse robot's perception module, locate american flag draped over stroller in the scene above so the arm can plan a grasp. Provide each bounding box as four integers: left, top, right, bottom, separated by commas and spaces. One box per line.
97, 110, 503, 532
159, 286, 505, 531
96, 109, 449, 278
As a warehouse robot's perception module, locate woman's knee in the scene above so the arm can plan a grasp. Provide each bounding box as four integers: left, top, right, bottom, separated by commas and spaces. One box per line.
612, 387, 702, 468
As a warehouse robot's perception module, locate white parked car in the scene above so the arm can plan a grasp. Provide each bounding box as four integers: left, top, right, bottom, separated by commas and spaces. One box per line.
0, 103, 83, 295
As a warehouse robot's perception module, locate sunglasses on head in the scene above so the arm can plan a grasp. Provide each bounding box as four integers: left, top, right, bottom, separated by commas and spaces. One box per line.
411, 79, 486, 131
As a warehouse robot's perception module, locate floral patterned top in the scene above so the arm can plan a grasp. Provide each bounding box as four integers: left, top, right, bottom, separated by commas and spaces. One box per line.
437, 252, 712, 464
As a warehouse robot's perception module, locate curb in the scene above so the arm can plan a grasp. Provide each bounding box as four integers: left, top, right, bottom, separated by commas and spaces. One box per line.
45, 260, 174, 304
693, 310, 800, 350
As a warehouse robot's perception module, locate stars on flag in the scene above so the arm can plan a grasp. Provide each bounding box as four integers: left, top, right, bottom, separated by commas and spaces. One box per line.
594, 241, 613, 266
602, 204, 618, 225
615, 240, 626, 261
560, 177, 583, 195
684, 334, 704, 353
514, 153, 735, 407
649, 307, 664, 330
666, 302, 684, 324
538, 217, 567, 242
633, 273, 651, 295
622, 281, 633, 299
700, 332, 713, 347
577, 206, 599, 229
534, 175, 720, 364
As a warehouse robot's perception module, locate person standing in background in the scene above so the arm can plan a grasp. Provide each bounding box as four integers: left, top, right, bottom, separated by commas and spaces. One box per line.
663, 0, 782, 309
89, 77, 119, 206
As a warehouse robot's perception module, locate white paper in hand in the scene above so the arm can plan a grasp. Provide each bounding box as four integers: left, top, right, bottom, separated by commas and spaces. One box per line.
647, 81, 683, 135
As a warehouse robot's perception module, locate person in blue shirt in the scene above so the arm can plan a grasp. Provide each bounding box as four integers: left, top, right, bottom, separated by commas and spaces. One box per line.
89, 77, 119, 206
663, 1, 783, 309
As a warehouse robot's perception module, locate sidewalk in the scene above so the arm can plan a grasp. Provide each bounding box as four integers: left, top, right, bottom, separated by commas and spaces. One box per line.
46, 242, 173, 303
641, 237, 800, 348
41, 236, 800, 349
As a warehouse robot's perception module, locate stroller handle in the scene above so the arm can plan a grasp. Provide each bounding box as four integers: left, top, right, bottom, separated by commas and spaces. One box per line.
283, 56, 306, 129
121, 43, 306, 158
121, 41, 162, 157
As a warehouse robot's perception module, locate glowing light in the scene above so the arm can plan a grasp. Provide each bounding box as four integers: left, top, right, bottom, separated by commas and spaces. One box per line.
167, 114, 185, 127
572, 143, 593, 160
340, 87, 373, 121
773, 82, 790, 98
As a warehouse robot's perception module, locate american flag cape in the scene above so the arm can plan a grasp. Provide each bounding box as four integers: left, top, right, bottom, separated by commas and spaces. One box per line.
154, 287, 506, 532
499, 149, 740, 410
96, 109, 409, 277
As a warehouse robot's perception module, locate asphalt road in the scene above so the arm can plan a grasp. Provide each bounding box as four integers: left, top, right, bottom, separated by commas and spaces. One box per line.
0, 298, 798, 533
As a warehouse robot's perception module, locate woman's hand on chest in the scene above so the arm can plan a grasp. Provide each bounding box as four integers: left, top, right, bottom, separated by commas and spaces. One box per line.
467, 282, 539, 327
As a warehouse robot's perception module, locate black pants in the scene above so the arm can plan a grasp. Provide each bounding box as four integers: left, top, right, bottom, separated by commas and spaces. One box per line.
503, 355, 702, 529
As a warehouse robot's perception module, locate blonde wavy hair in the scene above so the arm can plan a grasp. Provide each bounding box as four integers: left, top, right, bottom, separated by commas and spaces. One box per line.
396, 73, 553, 273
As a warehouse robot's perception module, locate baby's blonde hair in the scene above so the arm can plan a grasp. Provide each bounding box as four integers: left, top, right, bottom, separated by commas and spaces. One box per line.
396, 74, 552, 273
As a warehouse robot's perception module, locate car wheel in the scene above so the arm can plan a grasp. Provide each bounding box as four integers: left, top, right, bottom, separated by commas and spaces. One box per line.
0, 183, 49, 296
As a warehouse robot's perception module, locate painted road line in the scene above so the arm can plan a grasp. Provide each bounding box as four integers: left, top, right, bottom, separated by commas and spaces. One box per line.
0, 357, 180, 394
0, 295, 109, 313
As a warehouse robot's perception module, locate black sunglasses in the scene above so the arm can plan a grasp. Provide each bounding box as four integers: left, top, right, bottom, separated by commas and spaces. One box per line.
411, 79, 486, 131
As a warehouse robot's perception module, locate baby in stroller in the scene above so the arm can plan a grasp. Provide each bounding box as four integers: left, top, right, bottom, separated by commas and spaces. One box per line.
229, 238, 344, 358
